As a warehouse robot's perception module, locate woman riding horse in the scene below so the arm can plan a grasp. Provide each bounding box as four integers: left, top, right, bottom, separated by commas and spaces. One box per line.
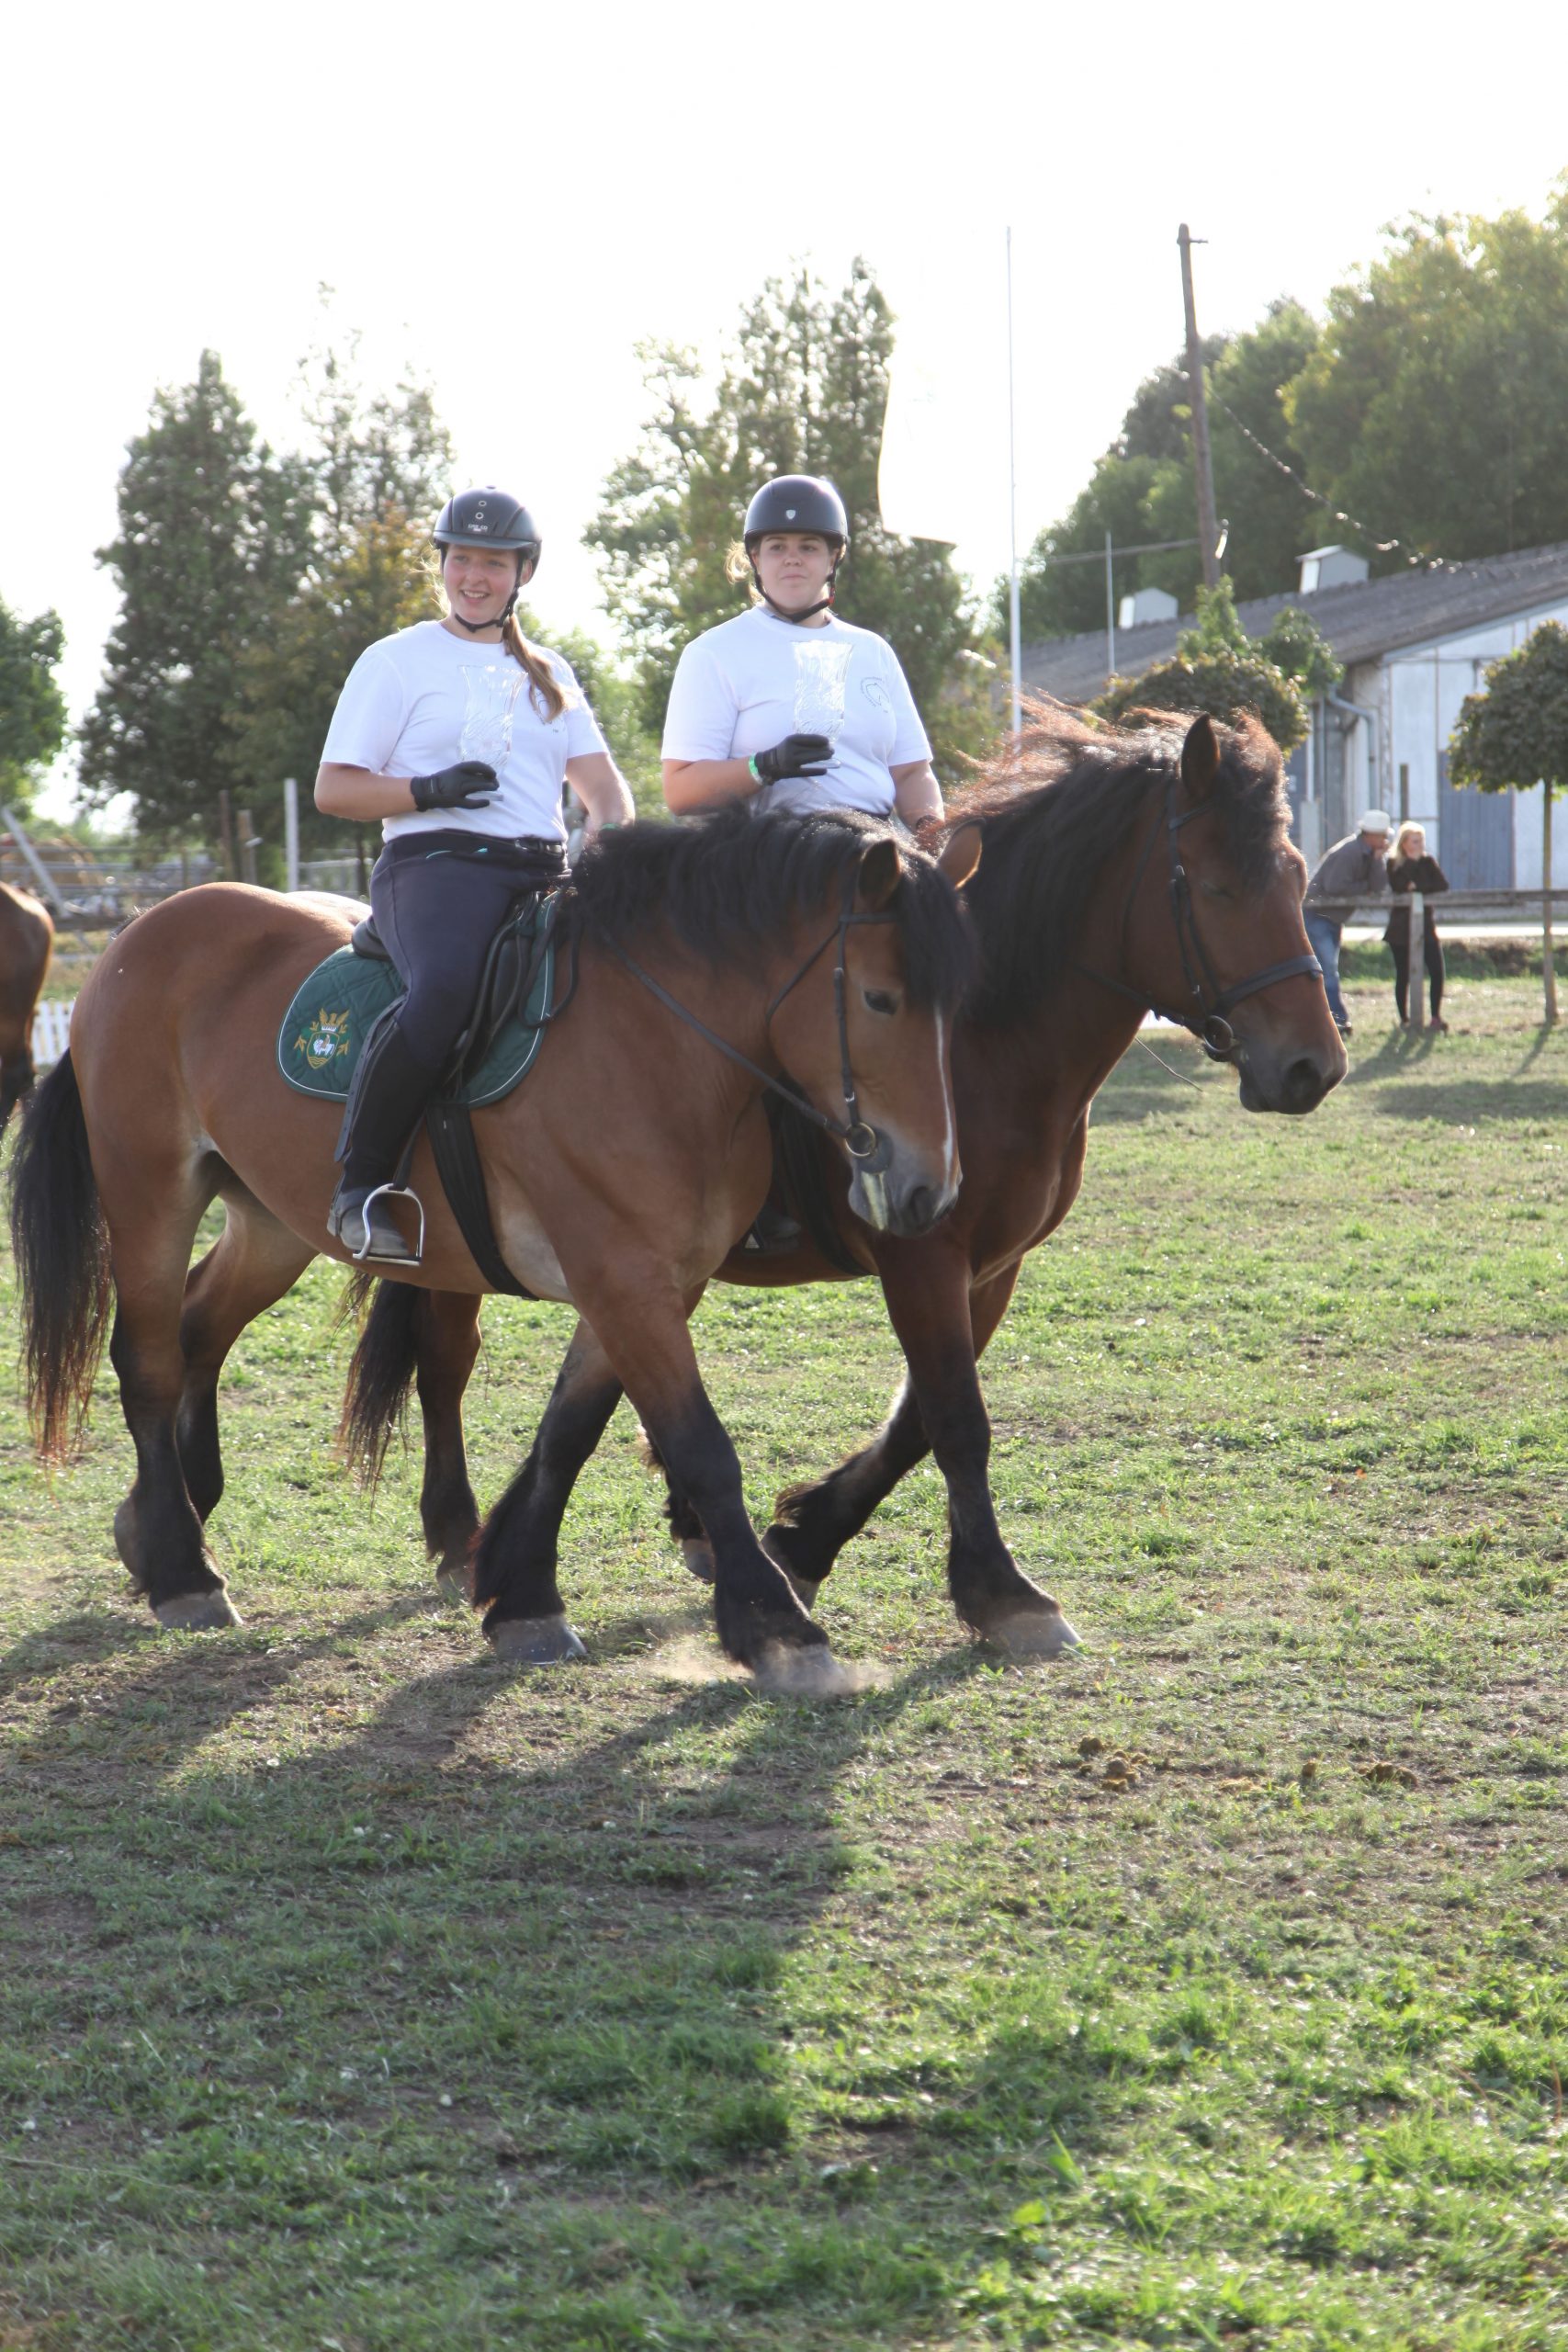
661, 474, 943, 831
315, 485, 635, 1265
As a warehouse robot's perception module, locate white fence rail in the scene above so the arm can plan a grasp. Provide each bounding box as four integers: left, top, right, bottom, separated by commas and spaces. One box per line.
33, 1000, 74, 1069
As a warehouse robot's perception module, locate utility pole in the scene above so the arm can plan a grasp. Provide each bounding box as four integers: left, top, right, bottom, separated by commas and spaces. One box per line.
1006, 226, 1022, 741
1178, 224, 1221, 590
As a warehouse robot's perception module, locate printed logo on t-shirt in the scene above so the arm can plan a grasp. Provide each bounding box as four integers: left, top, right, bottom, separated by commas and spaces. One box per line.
861, 675, 893, 717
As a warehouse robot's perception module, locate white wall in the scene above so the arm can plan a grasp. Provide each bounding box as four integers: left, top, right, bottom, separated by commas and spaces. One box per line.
1382, 594, 1568, 864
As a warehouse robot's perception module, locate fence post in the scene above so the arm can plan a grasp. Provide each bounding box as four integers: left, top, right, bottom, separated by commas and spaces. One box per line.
284, 777, 299, 893
1407, 891, 1425, 1033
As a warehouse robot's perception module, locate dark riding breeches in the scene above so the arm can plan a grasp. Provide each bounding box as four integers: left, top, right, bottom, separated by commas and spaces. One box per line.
369, 830, 566, 1072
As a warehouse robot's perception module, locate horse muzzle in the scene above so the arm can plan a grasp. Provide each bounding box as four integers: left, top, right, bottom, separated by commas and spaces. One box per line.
1235, 1035, 1347, 1116
846, 1127, 960, 1235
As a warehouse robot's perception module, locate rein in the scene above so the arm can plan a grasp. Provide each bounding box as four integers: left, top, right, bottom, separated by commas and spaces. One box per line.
592, 873, 894, 1161
1076, 774, 1321, 1062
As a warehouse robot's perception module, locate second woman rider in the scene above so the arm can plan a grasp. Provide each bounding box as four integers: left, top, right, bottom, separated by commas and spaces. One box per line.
660, 475, 943, 829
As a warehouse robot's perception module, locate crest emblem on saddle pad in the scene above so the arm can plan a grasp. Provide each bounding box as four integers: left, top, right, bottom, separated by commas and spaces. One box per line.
295, 1007, 354, 1069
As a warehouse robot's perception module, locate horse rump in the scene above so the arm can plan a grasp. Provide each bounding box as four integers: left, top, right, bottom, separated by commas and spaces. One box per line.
6, 1050, 112, 1460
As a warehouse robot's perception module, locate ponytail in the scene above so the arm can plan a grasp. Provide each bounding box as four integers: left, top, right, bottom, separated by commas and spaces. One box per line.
502, 612, 567, 723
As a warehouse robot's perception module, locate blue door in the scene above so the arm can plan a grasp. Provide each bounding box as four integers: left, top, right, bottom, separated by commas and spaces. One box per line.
1438, 754, 1514, 888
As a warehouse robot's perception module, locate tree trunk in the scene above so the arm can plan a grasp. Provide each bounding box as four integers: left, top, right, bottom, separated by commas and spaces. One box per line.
1545, 786, 1559, 1027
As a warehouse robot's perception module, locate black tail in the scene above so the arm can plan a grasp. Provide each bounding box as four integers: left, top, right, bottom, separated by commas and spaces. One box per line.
338, 1275, 422, 1487
6, 1051, 112, 1460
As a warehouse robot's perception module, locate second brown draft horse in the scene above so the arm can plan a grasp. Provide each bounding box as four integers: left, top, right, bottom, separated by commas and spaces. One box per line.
9, 809, 975, 1690
0, 880, 53, 1131
344, 710, 1345, 1661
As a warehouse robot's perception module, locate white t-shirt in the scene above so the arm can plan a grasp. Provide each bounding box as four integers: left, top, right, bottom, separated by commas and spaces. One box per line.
321, 619, 607, 843
661, 606, 931, 818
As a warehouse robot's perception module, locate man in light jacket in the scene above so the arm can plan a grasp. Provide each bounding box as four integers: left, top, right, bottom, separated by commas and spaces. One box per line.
1303, 811, 1392, 1037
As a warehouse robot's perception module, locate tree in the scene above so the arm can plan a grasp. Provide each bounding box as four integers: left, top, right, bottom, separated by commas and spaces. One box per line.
588, 261, 987, 772
1007, 303, 1323, 638
0, 599, 68, 820
1093, 578, 1341, 754
226, 512, 434, 861
1449, 621, 1568, 1023
1287, 193, 1568, 567
295, 297, 454, 566
78, 352, 311, 849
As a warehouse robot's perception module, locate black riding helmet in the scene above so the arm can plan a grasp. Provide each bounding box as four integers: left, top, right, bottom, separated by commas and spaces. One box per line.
742, 475, 849, 624
434, 487, 541, 632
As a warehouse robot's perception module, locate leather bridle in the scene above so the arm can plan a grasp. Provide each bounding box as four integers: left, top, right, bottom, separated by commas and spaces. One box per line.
1076, 775, 1322, 1062
594, 871, 896, 1164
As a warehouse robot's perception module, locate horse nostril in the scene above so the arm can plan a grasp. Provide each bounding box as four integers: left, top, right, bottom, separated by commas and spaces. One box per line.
1283, 1056, 1326, 1110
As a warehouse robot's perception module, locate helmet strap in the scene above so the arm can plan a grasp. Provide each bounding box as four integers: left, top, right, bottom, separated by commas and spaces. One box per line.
749, 548, 842, 627
443, 551, 525, 638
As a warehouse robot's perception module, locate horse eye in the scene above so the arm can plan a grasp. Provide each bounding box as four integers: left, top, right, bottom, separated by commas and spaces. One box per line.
863, 988, 900, 1017
1200, 880, 1234, 902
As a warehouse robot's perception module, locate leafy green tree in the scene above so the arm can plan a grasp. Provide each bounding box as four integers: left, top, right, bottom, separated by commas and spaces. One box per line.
79, 352, 312, 848
0, 598, 68, 820
295, 300, 454, 566
1093, 578, 1340, 754
1288, 194, 1568, 566
588, 261, 986, 773
227, 512, 434, 858
1009, 304, 1323, 638
1449, 621, 1568, 1023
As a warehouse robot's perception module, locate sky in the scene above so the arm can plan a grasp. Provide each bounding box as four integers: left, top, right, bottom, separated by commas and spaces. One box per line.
4, 0, 1565, 818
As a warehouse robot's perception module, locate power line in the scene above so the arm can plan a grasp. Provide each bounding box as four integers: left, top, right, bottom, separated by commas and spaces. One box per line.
1201, 384, 1458, 574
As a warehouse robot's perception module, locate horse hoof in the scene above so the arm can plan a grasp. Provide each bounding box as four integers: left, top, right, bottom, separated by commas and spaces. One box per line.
487, 1614, 588, 1667
987, 1608, 1081, 1659
753, 1641, 856, 1698
760, 1533, 821, 1611
153, 1590, 243, 1632
434, 1556, 472, 1601
680, 1537, 716, 1585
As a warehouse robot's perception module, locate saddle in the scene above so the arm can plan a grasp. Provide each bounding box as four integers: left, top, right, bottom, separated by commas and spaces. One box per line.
278, 892, 566, 1296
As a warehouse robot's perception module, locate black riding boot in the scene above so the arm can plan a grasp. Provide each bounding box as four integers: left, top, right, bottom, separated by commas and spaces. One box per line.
328, 1019, 436, 1265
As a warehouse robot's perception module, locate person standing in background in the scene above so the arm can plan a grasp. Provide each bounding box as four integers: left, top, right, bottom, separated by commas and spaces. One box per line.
1384, 821, 1450, 1032
1303, 811, 1392, 1038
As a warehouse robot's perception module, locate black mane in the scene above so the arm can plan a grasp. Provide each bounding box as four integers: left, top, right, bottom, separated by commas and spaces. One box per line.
567, 805, 973, 1011
945, 705, 1293, 1025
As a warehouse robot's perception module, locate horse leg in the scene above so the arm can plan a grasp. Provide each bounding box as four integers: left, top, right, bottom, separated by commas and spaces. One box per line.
470, 1317, 626, 1663
413, 1290, 487, 1589
761, 1250, 1077, 1654
881, 1246, 1077, 1654
177, 1197, 317, 1523
485, 1272, 835, 1689
106, 1173, 243, 1631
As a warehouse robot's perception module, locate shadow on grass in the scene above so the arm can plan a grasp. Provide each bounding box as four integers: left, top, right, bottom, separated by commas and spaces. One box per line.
4, 1612, 1119, 2345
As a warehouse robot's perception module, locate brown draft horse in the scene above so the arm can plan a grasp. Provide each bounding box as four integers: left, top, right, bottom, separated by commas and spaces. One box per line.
9, 809, 976, 1689
0, 881, 54, 1131
345, 710, 1346, 1658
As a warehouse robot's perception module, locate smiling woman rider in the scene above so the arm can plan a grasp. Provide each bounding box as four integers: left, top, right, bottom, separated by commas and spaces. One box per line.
660, 474, 943, 830
314, 485, 635, 1264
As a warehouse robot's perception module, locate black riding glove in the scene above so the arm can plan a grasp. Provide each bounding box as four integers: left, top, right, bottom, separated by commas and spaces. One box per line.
410, 761, 498, 812
750, 733, 832, 786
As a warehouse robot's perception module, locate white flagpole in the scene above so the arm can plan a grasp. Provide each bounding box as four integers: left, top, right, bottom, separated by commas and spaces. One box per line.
1007, 226, 1022, 744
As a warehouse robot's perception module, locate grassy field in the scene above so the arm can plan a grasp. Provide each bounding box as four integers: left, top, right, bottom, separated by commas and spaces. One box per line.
2, 963, 1565, 2351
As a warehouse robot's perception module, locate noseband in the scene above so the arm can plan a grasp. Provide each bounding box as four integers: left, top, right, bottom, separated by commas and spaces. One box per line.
594, 872, 896, 1160
1077, 774, 1321, 1061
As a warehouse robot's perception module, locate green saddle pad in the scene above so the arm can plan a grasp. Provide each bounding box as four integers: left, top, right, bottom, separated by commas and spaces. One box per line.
277, 903, 558, 1110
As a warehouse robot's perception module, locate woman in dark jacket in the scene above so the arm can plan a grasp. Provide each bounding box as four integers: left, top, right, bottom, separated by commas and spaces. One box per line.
1385, 822, 1450, 1031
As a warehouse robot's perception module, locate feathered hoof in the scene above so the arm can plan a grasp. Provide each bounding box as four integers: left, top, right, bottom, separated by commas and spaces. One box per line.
752, 1638, 857, 1698
680, 1536, 716, 1585
487, 1613, 588, 1667
983, 1607, 1081, 1659
153, 1589, 243, 1632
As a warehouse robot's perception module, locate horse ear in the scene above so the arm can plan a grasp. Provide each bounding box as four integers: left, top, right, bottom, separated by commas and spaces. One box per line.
855, 837, 902, 913
937, 820, 983, 889
1181, 713, 1222, 799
